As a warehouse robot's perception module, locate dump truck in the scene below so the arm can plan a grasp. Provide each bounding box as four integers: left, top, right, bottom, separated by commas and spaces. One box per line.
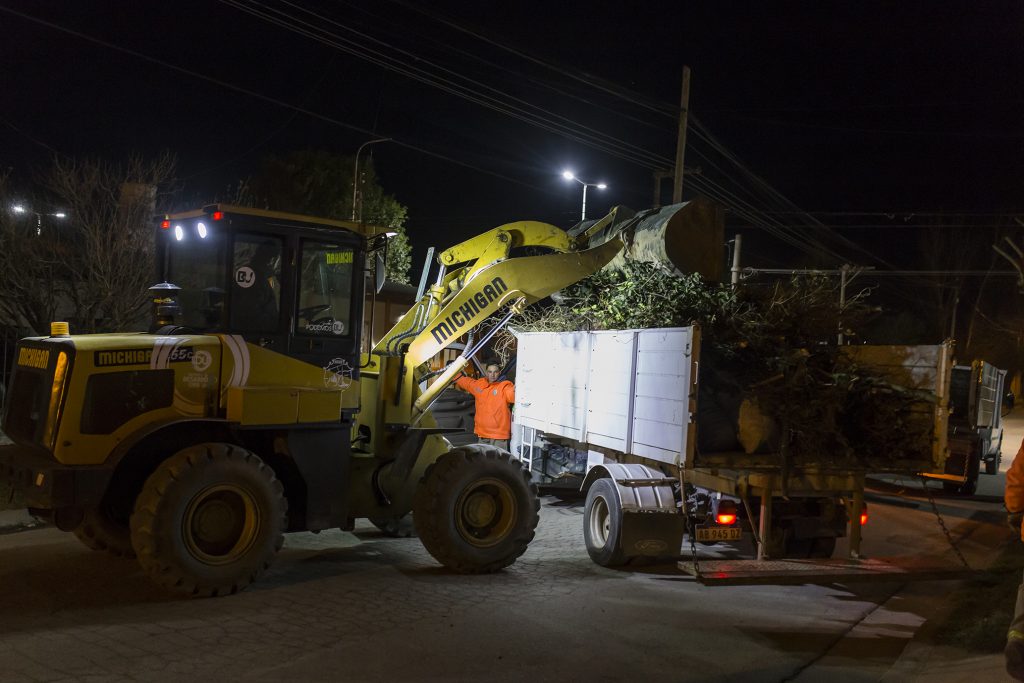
0, 203, 636, 596
513, 327, 957, 579
936, 360, 1006, 495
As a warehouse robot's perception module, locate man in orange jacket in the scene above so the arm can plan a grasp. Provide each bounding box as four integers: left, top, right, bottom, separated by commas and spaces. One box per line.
456, 361, 515, 452
1005, 438, 1024, 680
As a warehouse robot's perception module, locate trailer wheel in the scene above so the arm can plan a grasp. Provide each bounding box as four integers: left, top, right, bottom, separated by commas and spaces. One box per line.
73, 505, 135, 559
583, 478, 627, 567
130, 443, 287, 597
413, 444, 538, 573
809, 536, 837, 558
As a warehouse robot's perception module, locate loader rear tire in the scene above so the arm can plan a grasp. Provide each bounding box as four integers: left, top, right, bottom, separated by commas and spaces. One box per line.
73, 505, 135, 559
130, 443, 287, 597
413, 444, 538, 573
583, 478, 628, 567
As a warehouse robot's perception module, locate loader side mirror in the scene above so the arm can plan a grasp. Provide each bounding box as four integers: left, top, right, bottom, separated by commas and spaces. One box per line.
375, 251, 386, 294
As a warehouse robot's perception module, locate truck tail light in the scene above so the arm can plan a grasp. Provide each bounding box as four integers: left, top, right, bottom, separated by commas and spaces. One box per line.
715, 500, 738, 526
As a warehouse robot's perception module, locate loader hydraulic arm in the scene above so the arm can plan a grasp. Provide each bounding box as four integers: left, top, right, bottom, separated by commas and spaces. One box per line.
370, 209, 628, 419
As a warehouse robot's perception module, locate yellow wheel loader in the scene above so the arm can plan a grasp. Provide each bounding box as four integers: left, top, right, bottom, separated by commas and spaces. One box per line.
0, 204, 624, 596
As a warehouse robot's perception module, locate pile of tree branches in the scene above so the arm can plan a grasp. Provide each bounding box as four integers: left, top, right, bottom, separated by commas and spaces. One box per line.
515, 261, 936, 469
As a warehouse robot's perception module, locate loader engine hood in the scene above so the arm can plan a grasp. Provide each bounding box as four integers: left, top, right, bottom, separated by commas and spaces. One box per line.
2, 333, 222, 465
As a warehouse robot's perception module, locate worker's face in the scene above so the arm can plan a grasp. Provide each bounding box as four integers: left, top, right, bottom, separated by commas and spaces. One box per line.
485, 365, 500, 382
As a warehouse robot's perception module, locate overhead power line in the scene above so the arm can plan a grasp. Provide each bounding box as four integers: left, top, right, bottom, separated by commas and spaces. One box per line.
0, 3, 558, 195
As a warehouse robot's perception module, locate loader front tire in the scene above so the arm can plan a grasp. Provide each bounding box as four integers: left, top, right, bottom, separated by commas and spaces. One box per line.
413, 444, 538, 573
73, 505, 135, 558
130, 443, 286, 597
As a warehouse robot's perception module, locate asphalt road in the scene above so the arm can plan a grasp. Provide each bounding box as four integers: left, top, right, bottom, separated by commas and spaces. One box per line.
0, 418, 1019, 682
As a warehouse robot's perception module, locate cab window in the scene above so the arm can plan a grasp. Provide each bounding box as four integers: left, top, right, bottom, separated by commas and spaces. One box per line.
230, 234, 283, 331
297, 241, 354, 337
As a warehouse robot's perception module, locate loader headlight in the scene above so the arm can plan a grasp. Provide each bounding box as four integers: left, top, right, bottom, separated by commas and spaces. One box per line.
43, 351, 69, 448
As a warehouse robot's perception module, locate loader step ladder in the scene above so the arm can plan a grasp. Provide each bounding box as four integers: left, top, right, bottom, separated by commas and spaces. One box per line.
677, 556, 976, 586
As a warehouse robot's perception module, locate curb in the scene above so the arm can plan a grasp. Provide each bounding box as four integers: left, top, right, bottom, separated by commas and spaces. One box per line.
0, 509, 46, 535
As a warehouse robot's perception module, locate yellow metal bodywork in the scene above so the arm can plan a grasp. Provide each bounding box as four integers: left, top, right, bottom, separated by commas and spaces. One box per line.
368, 213, 625, 428
28, 208, 624, 524
47, 333, 359, 465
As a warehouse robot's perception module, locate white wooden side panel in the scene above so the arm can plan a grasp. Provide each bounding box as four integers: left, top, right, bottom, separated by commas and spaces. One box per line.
631, 328, 693, 466
514, 327, 696, 465
513, 334, 554, 427
584, 331, 636, 451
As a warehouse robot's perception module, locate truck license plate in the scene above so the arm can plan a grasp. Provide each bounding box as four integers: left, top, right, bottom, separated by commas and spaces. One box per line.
696, 527, 742, 542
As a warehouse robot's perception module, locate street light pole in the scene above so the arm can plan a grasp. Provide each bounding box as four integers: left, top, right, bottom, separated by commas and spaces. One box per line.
561, 171, 607, 222
351, 138, 391, 222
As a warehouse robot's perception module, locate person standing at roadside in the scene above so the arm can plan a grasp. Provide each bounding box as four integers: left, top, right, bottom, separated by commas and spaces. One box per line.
1005, 438, 1024, 680
456, 361, 515, 451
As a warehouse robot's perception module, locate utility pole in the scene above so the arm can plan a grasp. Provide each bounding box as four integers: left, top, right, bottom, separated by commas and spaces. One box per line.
351, 138, 390, 221
838, 264, 850, 345
949, 283, 961, 339
652, 170, 672, 208
730, 234, 743, 288
672, 66, 691, 204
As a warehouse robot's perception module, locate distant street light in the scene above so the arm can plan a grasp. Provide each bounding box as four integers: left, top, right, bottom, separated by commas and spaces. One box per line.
10, 204, 67, 235
561, 170, 607, 221
351, 138, 391, 222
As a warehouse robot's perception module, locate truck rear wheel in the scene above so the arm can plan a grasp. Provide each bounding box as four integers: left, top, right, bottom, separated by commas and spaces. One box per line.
583, 478, 627, 567
413, 444, 538, 573
73, 505, 135, 559
130, 443, 287, 597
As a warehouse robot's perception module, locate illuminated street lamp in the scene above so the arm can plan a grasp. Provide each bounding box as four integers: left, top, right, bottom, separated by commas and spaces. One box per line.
561, 170, 607, 221
10, 204, 67, 235
351, 137, 391, 222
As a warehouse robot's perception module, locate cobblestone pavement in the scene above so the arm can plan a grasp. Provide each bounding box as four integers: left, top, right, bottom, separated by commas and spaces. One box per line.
0, 492, 1007, 683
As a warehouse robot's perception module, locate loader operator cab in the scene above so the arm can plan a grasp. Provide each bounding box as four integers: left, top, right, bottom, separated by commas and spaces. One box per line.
156, 205, 369, 370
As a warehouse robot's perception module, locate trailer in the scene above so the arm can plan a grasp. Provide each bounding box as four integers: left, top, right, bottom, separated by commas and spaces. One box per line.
513, 326, 962, 583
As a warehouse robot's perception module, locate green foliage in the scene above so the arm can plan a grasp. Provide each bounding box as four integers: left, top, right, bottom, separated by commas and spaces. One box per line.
242, 149, 411, 283
522, 261, 932, 466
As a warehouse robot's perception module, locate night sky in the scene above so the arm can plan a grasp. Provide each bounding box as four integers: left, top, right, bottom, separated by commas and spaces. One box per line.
1, 0, 1022, 273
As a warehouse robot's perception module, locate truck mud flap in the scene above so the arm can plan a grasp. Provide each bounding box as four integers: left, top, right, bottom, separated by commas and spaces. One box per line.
678, 556, 975, 586
583, 463, 685, 557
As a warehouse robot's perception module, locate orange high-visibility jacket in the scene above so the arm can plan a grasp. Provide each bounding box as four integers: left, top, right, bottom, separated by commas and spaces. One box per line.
1006, 438, 1024, 541
455, 376, 516, 440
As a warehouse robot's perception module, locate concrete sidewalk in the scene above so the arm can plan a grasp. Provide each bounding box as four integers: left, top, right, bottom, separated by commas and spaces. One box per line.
890, 407, 1024, 683
0, 508, 44, 534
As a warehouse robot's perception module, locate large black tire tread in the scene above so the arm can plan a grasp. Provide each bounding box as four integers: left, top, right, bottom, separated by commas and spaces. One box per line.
413, 444, 539, 574
583, 478, 628, 567
130, 443, 287, 597
809, 536, 837, 559
73, 506, 136, 559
